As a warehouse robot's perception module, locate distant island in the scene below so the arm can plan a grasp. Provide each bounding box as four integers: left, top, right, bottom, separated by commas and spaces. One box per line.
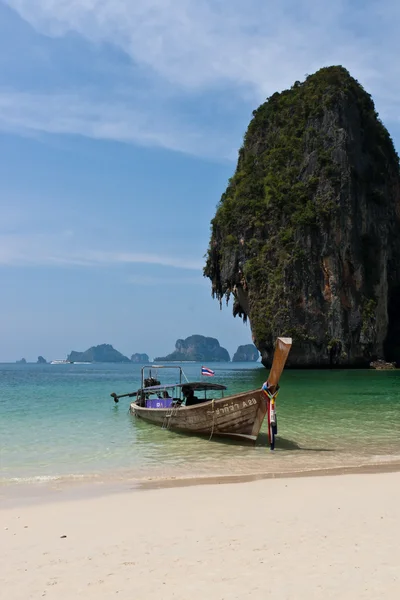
16, 358, 27, 364
154, 335, 230, 362
28, 339, 259, 365
67, 344, 131, 363
131, 353, 150, 363
232, 344, 259, 362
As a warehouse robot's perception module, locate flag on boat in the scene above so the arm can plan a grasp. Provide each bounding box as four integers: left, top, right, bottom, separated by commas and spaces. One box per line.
201, 366, 215, 377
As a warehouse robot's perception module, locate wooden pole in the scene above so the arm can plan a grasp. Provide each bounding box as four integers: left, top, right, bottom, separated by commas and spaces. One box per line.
266, 337, 292, 393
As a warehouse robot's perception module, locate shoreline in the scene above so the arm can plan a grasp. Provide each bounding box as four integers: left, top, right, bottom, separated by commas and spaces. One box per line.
140, 458, 400, 489
2, 458, 400, 508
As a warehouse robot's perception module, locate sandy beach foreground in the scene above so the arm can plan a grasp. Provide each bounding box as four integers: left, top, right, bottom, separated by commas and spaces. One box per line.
1, 473, 399, 600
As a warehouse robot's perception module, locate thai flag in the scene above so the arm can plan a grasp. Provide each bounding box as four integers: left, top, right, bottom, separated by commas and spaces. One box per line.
201, 366, 215, 377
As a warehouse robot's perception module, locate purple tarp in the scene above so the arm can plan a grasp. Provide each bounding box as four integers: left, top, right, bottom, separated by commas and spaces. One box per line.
145, 398, 174, 409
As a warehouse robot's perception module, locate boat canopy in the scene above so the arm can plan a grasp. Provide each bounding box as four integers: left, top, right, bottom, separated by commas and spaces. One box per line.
141, 383, 178, 392
177, 382, 227, 391
140, 381, 227, 392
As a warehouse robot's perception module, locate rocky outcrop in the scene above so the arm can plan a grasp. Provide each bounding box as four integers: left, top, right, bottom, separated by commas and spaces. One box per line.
370, 359, 396, 370
154, 335, 230, 362
67, 344, 131, 363
16, 358, 27, 364
232, 344, 259, 362
131, 353, 150, 363
37, 356, 47, 364
205, 66, 400, 368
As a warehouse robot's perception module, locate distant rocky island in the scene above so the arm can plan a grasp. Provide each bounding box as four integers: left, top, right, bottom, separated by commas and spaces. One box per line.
131, 353, 150, 363
36, 338, 258, 364
154, 335, 230, 362
232, 344, 259, 362
67, 344, 131, 363
16, 358, 27, 364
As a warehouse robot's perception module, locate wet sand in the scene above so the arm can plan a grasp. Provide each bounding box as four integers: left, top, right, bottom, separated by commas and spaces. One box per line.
1, 471, 400, 599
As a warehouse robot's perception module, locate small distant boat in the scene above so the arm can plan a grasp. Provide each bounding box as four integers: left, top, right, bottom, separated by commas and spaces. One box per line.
111, 337, 292, 446
50, 359, 71, 365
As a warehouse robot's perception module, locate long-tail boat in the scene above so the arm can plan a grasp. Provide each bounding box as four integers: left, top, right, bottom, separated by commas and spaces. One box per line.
110, 337, 292, 446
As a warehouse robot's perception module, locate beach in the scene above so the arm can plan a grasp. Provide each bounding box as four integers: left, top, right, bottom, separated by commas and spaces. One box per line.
1, 471, 399, 599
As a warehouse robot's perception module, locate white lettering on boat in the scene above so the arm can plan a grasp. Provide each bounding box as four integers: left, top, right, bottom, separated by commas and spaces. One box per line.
215, 403, 240, 416
242, 397, 257, 409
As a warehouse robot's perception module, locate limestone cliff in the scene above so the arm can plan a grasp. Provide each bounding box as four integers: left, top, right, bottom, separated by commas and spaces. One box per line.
154, 335, 230, 362
205, 66, 400, 367
67, 344, 131, 363
131, 353, 150, 363
232, 344, 259, 362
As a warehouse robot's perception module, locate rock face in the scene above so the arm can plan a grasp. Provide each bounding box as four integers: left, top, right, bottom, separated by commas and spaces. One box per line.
154, 335, 230, 362
131, 353, 150, 363
37, 356, 47, 364
370, 359, 396, 370
67, 344, 131, 363
232, 344, 259, 362
205, 66, 400, 367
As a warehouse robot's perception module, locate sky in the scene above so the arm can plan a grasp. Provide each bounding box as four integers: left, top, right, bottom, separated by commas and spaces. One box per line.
1, 0, 400, 362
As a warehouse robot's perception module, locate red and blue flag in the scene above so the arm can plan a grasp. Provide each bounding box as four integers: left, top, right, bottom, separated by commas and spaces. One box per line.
201, 366, 215, 377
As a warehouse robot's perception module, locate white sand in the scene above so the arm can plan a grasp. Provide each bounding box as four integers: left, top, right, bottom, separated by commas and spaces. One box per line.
1, 472, 399, 599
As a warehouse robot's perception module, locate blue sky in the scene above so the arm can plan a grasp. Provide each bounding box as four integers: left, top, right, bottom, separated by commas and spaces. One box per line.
1, 0, 400, 362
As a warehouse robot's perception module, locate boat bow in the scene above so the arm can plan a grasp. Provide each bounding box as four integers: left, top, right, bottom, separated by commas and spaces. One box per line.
262, 337, 292, 450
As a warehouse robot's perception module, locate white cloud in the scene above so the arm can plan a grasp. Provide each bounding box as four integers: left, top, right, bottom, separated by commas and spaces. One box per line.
86, 250, 203, 270
0, 89, 234, 158
126, 274, 205, 286
4, 0, 394, 95
0, 232, 203, 270
2, 0, 400, 152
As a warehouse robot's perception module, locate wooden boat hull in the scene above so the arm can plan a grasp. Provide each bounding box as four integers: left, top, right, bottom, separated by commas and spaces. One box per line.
130, 388, 267, 442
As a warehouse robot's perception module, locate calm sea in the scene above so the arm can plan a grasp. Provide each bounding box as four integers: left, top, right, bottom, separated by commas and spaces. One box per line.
1, 362, 400, 486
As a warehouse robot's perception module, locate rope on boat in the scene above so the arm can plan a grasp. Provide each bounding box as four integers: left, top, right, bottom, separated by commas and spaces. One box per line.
162, 408, 172, 430
162, 402, 181, 430
208, 399, 215, 441
161, 371, 189, 429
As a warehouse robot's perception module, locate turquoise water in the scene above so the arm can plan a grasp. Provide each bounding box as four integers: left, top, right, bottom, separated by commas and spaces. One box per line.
1, 362, 400, 485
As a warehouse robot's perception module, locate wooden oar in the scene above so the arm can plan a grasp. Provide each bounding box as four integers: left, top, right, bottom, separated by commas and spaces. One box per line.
267, 337, 292, 393
110, 391, 138, 403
